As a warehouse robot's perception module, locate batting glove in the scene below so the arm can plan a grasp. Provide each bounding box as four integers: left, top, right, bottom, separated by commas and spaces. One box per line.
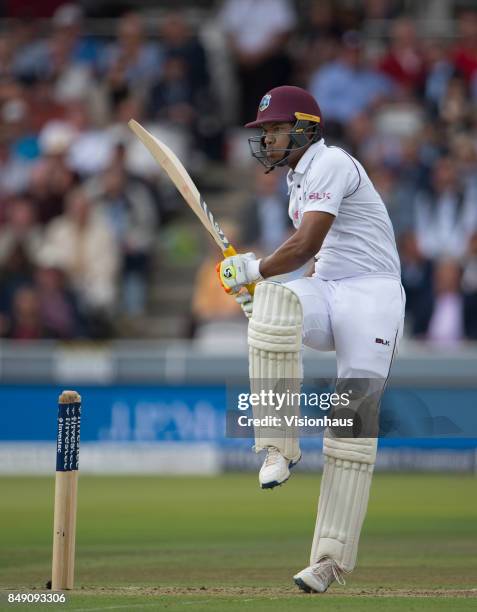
235, 290, 254, 319
216, 252, 263, 294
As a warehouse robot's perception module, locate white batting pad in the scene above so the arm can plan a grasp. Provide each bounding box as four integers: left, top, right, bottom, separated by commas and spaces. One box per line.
310, 436, 377, 571
248, 282, 303, 460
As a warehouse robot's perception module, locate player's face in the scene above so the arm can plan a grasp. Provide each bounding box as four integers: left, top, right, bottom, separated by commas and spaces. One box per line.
261, 122, 294, 162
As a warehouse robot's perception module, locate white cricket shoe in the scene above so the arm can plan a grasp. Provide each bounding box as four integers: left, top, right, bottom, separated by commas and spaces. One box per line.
259, 447, 301, 489
293, 558, 345, 593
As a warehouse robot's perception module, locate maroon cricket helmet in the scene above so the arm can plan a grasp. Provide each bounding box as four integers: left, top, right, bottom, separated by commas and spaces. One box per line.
245, 85, 323, 129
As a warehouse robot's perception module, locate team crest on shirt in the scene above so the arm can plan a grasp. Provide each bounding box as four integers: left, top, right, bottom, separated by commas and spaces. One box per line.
259, 94, 271, 111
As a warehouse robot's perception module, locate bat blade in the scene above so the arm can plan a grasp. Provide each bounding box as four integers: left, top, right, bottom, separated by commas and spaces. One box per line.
128, 119, 255, 295
128, 120, 227, 250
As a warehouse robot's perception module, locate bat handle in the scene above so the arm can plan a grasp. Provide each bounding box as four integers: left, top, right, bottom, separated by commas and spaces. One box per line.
222, 245, 255, 296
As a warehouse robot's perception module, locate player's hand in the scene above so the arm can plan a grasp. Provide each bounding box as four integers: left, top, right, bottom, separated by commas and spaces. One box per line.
216, 252, 263, 294
235, 290, 253, 319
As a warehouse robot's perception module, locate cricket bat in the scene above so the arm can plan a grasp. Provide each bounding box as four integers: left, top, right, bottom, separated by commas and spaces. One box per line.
128, 119, 255, 295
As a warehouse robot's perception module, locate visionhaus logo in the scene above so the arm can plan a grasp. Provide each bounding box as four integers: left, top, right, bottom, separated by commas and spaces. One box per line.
237, 414, 354, 428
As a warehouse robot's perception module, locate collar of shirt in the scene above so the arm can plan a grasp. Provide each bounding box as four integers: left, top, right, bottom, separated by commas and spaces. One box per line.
286, 139, 325, 194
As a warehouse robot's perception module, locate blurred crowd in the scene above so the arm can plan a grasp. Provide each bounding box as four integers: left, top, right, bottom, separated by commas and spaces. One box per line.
0, 0, 476, 344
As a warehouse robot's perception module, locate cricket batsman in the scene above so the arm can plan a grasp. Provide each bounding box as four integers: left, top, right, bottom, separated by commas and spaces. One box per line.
217, 85, 406, 593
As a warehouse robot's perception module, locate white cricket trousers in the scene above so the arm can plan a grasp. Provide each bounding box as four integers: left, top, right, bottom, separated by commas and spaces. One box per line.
285, 274, 405, 378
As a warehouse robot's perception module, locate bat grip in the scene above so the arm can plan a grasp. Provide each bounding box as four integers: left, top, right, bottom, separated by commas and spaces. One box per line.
223, 246, 255, 296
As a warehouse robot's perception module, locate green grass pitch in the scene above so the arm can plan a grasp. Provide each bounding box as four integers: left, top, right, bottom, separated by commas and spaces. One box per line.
0, 473, 476, 611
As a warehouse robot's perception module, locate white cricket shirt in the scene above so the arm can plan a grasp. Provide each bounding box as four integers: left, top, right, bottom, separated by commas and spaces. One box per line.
287, 139, 401, 280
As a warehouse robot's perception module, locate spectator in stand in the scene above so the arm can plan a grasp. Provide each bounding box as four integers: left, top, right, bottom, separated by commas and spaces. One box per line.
362, 0, 401, 20
301, 0, 344, 45
101, 12, 163, 109
0, 198, 83, 341
399, 231, 434, 337
472, 71, 477, 102
89, 147, 158, 316
146, 55, 217, 163
26, 77, 68, 134
8, 18, 48, 82
11, 5, 98, 84
450, 133, 477, 189
41, 187, 120, 337
34, 259, 83, 339
0, 243, 36, 335
452, 9, 477, 85
424, 39, 455, 116
309, 31, 393, 134
415, 122, 442, 169
379, 17, 426, 96
0, 88, 40, 165
462, 233, 477, 340
368, 165, 402, 232
294, 0, 342, 82
240, 166, 290, 253
0, 196, 40, 330
439, 74, 474, 129
427, 259, 464, 346
43, 21, 95, 105
384, 135, 430, 238
148, 12, 222, 159
49, 4, 102, 70
5, 286, 44, 340
10, 5, 104, 127
64, 99, 115, 178
147, 56, 196, 128
219, 0, 296, 124
0, 135, 31, 198
160, 12, 210, 101
29, 121, 78, 223
0, 32, 16, 81
347, 107, 415, 170
346, 112, 387, 166
0, 195, 43, 265
414, 157, 477, 260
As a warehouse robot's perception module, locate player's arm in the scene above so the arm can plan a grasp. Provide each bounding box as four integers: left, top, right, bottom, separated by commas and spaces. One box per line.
259, 150, 358, 279
217, 211, 334, 296
259, 211, 334, 278
218, 150, 354, 294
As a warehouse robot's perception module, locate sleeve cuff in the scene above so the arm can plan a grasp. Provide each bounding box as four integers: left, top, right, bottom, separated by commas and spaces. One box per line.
303, 204, 338, 217
248, 258, 263, 282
